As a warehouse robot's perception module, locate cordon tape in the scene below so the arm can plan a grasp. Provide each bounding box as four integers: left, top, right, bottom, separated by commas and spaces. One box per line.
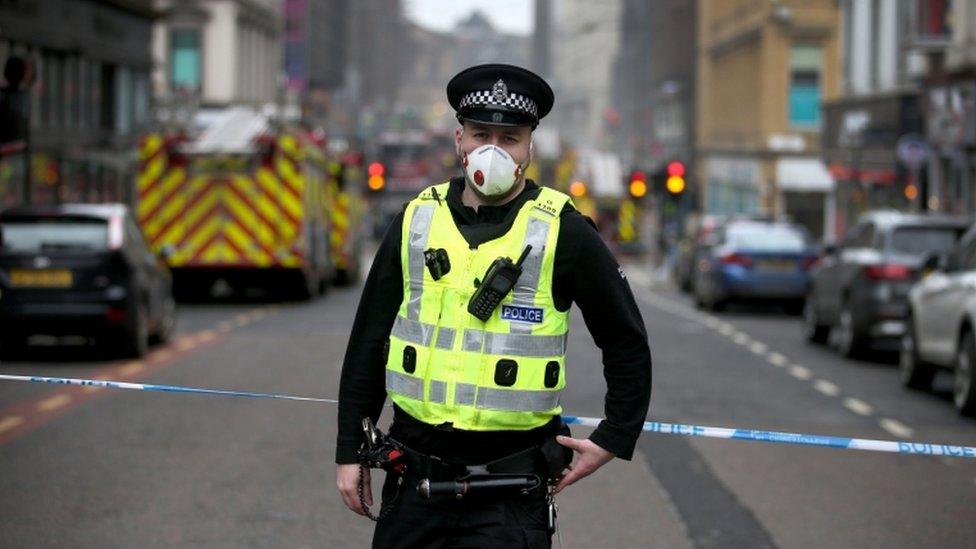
2, 373, 975, 459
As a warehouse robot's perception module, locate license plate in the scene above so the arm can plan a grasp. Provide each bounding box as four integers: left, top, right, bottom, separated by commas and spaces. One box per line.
757, 260, 796, 273
9, 268, 73, 288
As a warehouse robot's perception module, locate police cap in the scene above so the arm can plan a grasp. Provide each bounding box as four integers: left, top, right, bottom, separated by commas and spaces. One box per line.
447, 63, 554, 128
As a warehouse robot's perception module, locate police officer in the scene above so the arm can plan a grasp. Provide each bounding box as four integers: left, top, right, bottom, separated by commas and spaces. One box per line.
336, 63, 652, 548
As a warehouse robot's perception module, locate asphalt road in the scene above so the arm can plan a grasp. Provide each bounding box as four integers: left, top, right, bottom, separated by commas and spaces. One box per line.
1, 263, 975, 548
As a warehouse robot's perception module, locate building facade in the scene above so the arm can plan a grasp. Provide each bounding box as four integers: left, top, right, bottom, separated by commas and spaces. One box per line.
151, 0, 283, 113
917, 0, 976, 216
697, 0, 840, 239
0, 0, 156, 206
550, 0, 623, 150
823, 0, 928, 238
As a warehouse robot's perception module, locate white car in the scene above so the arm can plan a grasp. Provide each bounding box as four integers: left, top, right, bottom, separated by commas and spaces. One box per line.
902, 223, 976, 416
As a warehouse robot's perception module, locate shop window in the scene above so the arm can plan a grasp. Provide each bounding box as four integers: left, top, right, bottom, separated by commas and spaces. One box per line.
171, 28, 201, 92
789, 45, 822, 128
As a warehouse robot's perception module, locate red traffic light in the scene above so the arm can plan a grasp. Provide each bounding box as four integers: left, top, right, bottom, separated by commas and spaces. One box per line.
630, 170, 647, 182
667, 161, 685, 178
368, 162, 385, 178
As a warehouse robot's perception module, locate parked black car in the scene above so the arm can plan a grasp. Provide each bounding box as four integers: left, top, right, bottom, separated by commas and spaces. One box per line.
803, 211, 970, 358
0, 204, 176, 357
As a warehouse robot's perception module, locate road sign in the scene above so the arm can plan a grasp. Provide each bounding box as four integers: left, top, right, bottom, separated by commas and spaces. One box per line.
896, 134, 931, 171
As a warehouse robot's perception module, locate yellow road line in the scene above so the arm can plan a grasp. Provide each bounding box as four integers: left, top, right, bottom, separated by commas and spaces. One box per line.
36, 394, 72, 412
118, 362, 145, 376
150, 349, 172, 363
196, 330, 217, 344
175, 337, 197, 352
216, 321, 233, 333
234, 314, 250, 327
0, 416, 25, 433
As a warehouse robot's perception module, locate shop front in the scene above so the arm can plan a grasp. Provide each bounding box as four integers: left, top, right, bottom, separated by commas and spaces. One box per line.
822, 91, 923, 238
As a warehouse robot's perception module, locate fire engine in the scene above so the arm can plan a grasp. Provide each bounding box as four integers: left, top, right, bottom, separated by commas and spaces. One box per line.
136, 108, 359, 300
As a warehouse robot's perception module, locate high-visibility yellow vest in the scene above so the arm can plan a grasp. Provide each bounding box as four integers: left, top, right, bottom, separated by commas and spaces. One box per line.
386, 182, 572, 431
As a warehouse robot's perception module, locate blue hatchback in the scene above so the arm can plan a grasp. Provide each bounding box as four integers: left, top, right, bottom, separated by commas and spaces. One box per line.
692, 220, 818, 312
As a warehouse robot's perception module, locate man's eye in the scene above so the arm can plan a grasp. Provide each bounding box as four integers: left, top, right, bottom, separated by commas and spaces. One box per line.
474, 133, 488, 139
504, 136, 518, 143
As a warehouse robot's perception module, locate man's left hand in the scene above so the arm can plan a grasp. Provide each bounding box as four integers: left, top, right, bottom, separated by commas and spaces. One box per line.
552, 436, 615, 494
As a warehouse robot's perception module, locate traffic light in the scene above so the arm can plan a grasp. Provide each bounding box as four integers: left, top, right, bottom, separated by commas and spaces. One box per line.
628, 170, 647, 199
367, 162, 385, 192
569, 180, 587, 198
665, 161, 685, 195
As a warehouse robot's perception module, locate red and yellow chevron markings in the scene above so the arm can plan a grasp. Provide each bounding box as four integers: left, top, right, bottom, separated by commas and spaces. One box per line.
137, 134, 314, 270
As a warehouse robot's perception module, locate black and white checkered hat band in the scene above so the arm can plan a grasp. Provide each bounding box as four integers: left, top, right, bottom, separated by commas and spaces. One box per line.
459, 90, 538, 118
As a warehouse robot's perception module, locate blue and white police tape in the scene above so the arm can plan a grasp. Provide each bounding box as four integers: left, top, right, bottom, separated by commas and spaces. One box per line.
3, 373, 975, 459
0, 374, 337, 404
562, 416, 976, 459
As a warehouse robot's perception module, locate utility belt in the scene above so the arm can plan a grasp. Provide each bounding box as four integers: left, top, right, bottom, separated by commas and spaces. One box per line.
359, 418, 571, 501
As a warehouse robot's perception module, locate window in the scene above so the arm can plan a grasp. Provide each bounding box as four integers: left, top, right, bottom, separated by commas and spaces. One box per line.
0, 217, 108, 252
890, 226, 962, 256
789, 45, 822, 128
915, 0, 952, 41
171, 28, 201, 92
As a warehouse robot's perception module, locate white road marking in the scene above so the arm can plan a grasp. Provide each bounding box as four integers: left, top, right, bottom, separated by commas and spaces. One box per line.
813, 380, 840, 397
638, 289, 927, 445
843, 398, 874, 416
789, 364, 812, 380
880, 418, 914, 439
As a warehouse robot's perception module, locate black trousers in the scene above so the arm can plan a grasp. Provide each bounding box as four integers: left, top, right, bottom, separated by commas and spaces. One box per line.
372, 471, 552, 549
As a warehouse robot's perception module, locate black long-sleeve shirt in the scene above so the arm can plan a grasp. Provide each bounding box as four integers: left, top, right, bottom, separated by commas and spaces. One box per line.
336, 178, 652, 464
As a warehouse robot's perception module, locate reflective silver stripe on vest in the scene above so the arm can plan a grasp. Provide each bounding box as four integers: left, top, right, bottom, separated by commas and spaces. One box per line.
429, 380, 447, 404
407, 205, 435, 320
435, 327, 456, 350
391, 316, 434, 346
476, 387, 561, 412
387, 370, 423, 399
462, 329, 566, 358
455, 382, 477, 406
463, 329, 484, 353
510, 216, 552, 334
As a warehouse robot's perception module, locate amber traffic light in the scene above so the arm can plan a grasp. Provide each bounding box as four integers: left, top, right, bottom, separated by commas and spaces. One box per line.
367, 162, 385, 192
665, 161, 685, 195
629, 170, 647, 199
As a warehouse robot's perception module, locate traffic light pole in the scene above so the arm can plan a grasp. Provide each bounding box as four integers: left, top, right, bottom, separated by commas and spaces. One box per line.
22, 93, 31, 205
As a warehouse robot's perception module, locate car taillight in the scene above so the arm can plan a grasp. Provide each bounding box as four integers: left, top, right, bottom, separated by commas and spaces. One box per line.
864, 264, 912, 280
720, 253, 752, 267
105, 307, 126, 324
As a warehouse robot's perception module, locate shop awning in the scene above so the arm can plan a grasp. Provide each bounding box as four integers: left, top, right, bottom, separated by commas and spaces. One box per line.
776, 158, 835, 192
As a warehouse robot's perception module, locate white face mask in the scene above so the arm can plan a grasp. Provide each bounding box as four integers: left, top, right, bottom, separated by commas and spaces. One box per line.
461, 144, 524, 198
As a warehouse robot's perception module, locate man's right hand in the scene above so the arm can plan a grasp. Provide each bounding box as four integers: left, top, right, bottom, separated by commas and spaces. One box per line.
337, 463, 370, 516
